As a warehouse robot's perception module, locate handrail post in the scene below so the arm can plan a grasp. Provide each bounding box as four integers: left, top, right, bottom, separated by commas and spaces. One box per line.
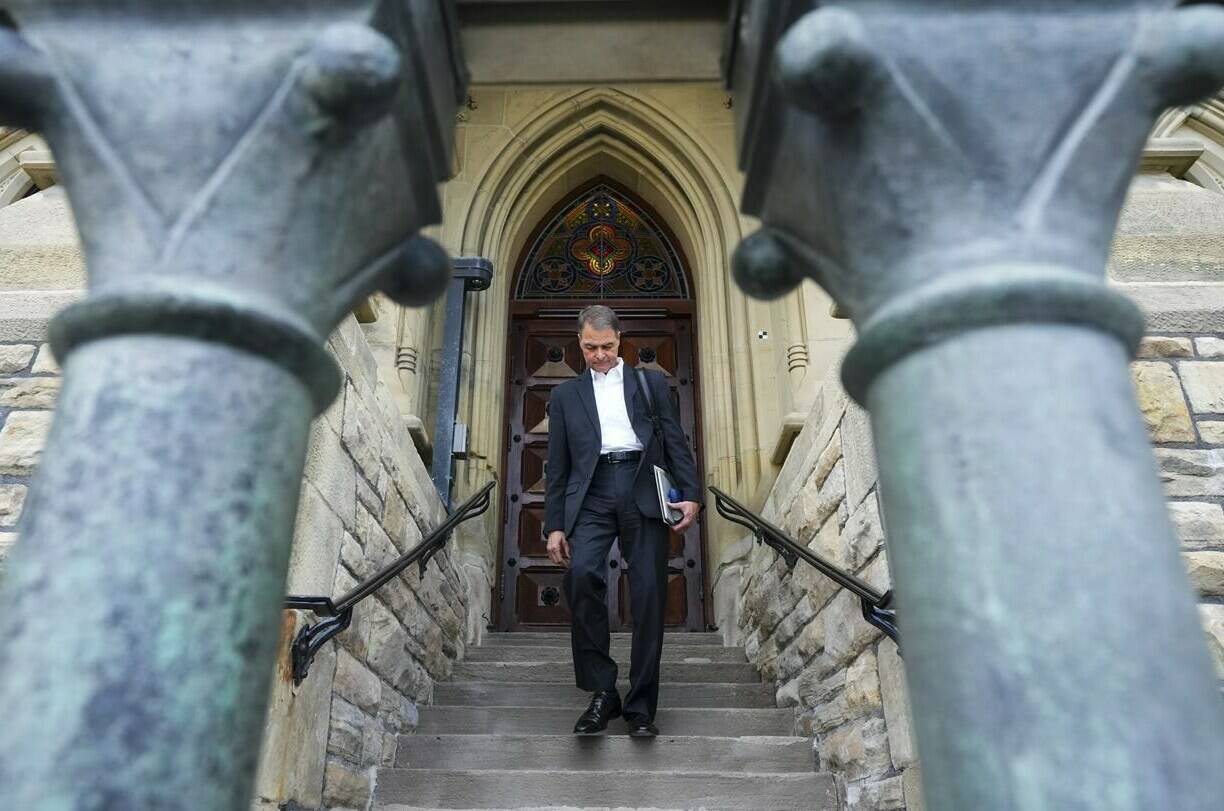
0, 3, 467, 809
726, 2, 1224, 808
431, 257, 494, 507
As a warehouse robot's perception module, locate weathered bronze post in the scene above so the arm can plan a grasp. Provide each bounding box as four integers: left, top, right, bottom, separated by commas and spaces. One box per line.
726, 2, 1224, 808
0, 2, 465, 808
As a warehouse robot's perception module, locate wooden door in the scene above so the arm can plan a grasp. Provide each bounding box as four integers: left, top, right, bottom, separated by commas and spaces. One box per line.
498, 305, 706, 631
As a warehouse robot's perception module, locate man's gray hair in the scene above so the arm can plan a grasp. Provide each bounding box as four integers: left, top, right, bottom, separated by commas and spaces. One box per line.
577, 304, 621, 335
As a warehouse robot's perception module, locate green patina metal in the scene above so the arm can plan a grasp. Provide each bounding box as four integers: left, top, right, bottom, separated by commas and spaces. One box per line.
0, 2, 467, 808
726, 1, 1224, 808
0, 0, 1222, 808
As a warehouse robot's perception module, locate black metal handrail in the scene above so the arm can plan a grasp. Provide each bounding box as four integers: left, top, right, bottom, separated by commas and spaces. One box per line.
284, 480, 496, 684
709, 485, 899, 648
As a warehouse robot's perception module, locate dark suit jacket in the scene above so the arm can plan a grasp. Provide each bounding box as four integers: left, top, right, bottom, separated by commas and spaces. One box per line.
544, 365, 702, 537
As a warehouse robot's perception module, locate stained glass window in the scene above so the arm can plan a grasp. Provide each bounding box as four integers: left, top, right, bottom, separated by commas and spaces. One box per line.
513, 183, 691, 300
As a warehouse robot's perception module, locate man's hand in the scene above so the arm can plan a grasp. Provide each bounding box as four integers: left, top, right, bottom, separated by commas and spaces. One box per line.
667, 501, 701, 533
547, 530, 571, 566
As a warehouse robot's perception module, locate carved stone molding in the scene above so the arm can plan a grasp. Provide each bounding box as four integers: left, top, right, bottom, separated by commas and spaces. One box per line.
785, 342, 808, 374
397, 344, 421, 375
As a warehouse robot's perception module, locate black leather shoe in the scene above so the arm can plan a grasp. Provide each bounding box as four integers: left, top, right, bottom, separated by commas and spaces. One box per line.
573, 690, 622, 735
625, 715, 659, 738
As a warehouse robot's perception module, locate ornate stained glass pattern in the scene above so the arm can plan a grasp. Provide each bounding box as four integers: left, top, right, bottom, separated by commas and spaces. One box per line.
515, 183, 690, 299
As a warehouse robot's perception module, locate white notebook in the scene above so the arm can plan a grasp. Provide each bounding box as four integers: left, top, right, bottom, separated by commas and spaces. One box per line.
653, 465, 683, 526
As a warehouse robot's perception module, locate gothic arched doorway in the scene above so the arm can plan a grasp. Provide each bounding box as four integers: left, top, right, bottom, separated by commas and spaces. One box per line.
497, 179, 708, 631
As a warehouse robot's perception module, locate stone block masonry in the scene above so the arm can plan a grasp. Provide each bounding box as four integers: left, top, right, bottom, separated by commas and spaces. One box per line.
253, 316, 470, 811
733, 334, 1224, 810
0, 341, 54, 570
0, 316, 469, 811
1138, 333, 1224, 681
1142, 334, 1224, 573
737, 380, 914, 811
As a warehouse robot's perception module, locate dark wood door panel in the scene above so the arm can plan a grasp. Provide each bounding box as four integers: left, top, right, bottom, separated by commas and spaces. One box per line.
523, 388, 552, 436
525, 334, 582, 380
515, 569, 571, 626
667, 528, 684, 558
521, 444, 548, 495
500, 311, 706, 631
619, 332, 679, 377
517, 508, 549, 557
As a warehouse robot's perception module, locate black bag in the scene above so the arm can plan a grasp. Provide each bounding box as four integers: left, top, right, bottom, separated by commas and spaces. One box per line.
635, 366, 668, 469
636, 367, 683, 525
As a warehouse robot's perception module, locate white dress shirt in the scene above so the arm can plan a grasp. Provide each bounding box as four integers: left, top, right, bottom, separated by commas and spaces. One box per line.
591, 358, 644, 454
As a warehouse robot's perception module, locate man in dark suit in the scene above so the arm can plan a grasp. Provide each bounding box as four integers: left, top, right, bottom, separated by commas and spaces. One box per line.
544, 305, 702, 737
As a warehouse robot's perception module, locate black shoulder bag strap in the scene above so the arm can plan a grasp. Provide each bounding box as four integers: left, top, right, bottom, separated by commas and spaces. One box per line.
635, 366, 670, 473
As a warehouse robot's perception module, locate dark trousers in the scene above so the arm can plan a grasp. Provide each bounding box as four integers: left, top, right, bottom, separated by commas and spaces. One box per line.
563, 459, 669, 721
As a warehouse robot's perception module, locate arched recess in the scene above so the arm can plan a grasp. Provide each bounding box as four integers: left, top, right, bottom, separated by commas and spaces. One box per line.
449, 87, 774, 571
510, 176, 694, 300
500, 176, 708, 630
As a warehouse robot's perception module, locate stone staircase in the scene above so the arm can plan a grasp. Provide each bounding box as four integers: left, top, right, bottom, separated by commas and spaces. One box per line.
375, 631, 840, 811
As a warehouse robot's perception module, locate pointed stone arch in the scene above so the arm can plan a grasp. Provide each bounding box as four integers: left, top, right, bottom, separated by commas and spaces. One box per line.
509, 175, 695, 301
452, 87, 772, 541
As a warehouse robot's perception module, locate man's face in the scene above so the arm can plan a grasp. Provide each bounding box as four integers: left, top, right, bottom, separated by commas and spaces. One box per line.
579, 324, 620, 374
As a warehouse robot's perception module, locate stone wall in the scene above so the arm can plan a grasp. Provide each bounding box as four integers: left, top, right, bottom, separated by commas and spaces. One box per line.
1134, 334, 1224, 675
731, 333, 1224, 810
733, 366, 919, 811
0, 304, 471, 811
0, 339, 60, 566
253, 316, 470, 811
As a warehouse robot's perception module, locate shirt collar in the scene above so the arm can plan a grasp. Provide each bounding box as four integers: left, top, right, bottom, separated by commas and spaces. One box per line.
591, 357, 624, 382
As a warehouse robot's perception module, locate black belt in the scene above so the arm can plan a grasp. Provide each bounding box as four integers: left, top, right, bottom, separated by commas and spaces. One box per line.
599, 450, 642, 465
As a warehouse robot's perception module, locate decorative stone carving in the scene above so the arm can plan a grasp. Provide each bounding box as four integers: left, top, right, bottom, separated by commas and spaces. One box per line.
0, 5, 461, 405
726, 2, 1224, 809
733, 3, 1224, 398
0, 3, 466, 809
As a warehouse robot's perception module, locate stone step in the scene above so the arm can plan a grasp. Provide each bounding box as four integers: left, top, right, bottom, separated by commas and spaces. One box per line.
483, 632, 724, 646
451, 661, 759, 684
375, 769, 839, 810
417, 707, 794, 736
395, 734, 813, 773
466, 645, 746, 663
434, 681, 777, 708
